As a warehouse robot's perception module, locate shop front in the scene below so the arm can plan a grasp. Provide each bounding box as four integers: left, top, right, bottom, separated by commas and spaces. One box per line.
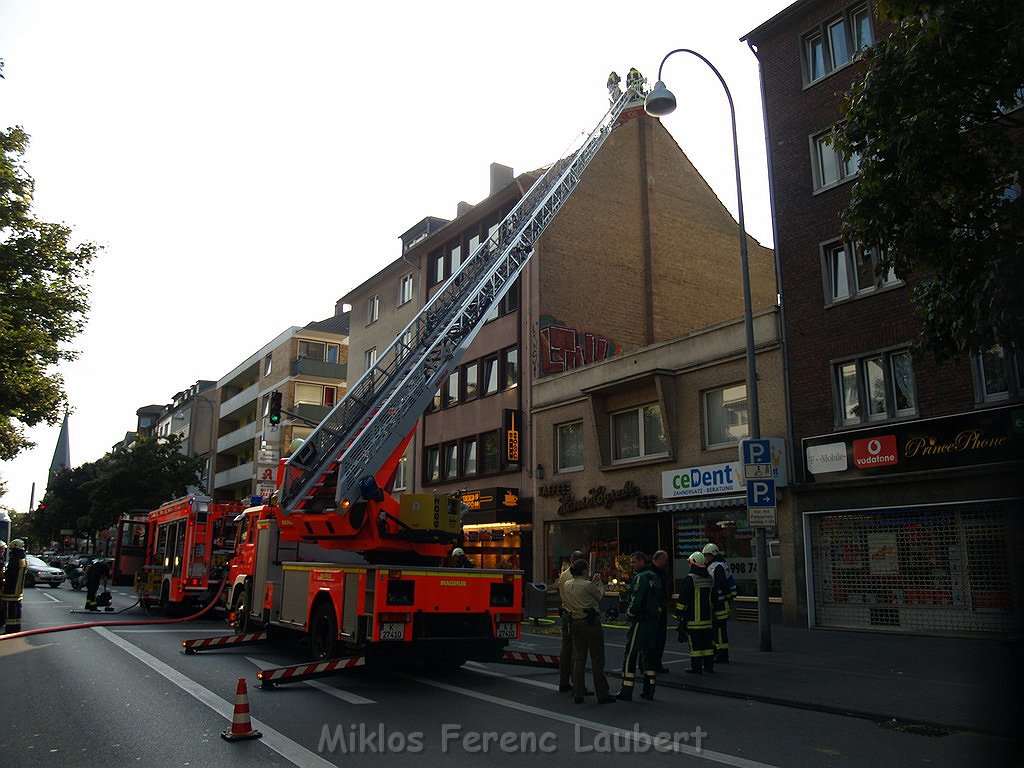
800, 405, 1024, 636
459, 487, 532, 576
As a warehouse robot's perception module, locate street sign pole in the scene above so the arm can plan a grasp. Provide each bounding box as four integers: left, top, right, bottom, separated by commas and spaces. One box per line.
742, 439, 774, 652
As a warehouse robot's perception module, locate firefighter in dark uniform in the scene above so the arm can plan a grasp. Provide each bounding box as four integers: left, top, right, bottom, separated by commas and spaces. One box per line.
649, 549, 672, 673
616, 551, 663, 700
626, 67, 645, 96
607, 71, 621, 101
676, 551, 717, 674
84, 557, 110, 611
2, 538, 28, 634
704, 542, 736, 663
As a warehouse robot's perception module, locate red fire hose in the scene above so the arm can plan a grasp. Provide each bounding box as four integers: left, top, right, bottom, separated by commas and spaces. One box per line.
0, 576, 229, 642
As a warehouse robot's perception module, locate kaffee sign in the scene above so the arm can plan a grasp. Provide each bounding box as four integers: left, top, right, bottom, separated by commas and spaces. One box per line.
803, 405, 1023, 483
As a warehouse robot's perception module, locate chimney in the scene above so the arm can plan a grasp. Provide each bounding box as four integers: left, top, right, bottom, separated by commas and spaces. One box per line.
489, 163, 514, 196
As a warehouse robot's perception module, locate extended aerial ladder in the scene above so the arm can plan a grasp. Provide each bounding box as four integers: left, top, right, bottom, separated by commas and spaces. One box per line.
278, 84, 645, 537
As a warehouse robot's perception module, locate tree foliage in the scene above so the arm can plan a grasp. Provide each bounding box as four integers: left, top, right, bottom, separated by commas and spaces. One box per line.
84, 435, 204, 527
835, 0, 1024, 360
0, 126, 97, 460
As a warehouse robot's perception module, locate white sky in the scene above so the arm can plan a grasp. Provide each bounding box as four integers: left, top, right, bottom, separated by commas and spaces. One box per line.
0, 0, 791, 517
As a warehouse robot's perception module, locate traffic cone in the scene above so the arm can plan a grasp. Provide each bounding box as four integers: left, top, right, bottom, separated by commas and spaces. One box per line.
221, 677, 262, 741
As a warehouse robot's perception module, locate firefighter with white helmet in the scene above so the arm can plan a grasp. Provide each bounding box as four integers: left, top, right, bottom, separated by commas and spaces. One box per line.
675, 550, 717, 674
451, 547, 473, 568
1, 538, 27, 634
703, 542, 737, 663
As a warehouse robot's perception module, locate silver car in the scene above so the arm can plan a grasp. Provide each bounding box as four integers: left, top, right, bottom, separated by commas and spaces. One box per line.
25, 554, 67, 588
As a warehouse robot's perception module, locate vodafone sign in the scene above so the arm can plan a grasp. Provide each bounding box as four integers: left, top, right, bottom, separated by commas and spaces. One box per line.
853, 435, 898, 469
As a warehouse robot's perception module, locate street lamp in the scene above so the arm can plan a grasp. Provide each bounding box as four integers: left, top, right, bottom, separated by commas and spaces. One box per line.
646, 48, 772, 652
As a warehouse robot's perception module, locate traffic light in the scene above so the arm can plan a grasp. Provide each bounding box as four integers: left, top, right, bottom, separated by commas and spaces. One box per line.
269, 391, 283, 425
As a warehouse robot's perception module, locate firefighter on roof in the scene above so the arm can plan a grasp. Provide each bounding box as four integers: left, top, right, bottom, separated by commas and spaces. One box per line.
626, 67, 645, 96
607, 71, 621, 101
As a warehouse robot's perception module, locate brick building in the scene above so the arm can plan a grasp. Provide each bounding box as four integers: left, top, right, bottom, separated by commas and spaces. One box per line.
346, 96, 781, 595
745, 0, 1023, 634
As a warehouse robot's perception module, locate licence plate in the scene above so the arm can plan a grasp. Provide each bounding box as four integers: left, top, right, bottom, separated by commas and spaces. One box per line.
380, 622, 405, 640
496, 623, 517, 639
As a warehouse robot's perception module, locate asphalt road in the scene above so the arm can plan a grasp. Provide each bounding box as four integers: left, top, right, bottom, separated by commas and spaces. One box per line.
0, 584, 1016, 768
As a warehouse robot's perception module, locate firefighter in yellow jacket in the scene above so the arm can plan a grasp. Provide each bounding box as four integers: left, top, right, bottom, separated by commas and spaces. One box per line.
2, 538, 28, 634
676, 551, 717, 674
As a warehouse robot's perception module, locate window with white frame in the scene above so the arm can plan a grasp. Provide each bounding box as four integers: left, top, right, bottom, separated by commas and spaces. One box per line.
824, 241, 898, 302
972, 344, 1022, 403
556, 421, 584, 472
263, 353, 273, 376
445, 369, 460, 407
813, 129, 860, 190
803, 4, 872, 84
611, 404, 667, 462
393, 456, 408, 492
367, 294, 380, 325
442, 442, 458, 480
294, 382, 336, 407
364, 347, 377, 371
399, 273, 414, 305
704, 384, 749, 447
433, 251, 446, 285
835, 349, 917, 425
425, 446, 440, 483
297, 339, 341, 363
462, 437, 478, 476
450, 244, 462, 274
464, 362, 479, 401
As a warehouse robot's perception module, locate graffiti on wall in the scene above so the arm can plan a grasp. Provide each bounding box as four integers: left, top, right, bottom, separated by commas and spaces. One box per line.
538, 315, 619, 376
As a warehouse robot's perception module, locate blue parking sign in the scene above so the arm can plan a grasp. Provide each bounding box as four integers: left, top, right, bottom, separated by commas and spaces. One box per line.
746, 478, 776, 508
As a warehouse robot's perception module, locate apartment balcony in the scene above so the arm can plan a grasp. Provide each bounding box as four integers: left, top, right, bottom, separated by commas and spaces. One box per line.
294, 403, 332, 425
292, 358, 347, 381
214, 461, 254, 489
217, 420, 259, 453
220, 381, 260, 418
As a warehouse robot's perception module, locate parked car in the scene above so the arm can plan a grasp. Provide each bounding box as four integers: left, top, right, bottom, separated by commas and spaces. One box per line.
25, 554, 67, 588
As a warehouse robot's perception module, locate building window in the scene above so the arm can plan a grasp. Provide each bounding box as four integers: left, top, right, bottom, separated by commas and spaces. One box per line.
468, 234, 480, 257
294, 382, 335, 407
483, 356, 499, 395
464, 362, 479, 401
482, 431, 500, 474
296, 339, 341, 363
803, 4, 872, 84
611, 404, 667, 462
824, 241, 898, 302
393, 456, 408, 492
812, 129, 860, 190
462, 437, 478, 477
425, 446, 440, 483
450, 244, 462, 274
433, 250, 446, 285
263, 353, 272, 376
367, 295, 380, 325
556, 421, 584, 472
704, 384, 749, 448
399, 273, 414, 305
503, 347, 519, 389
499, 281, 519, 316
443, 442, 458, 480
445, 369, 460, 407
364, 347, 377, 371
972, 344, 1022, 403
835, 349, 917, 425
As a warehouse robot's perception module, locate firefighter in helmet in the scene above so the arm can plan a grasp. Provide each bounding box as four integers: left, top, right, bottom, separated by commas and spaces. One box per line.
1, 538, 28, 634
703, 542, 736, 663
676, 551, 717, 674
616, 551, 663, 701
607, 71, 622, 101
626, 67, 645, 97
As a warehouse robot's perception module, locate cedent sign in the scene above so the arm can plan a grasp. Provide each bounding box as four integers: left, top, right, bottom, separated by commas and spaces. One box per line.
661, 462, 743, 498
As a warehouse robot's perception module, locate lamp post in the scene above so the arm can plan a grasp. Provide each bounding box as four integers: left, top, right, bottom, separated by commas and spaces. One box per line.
646, 48, 772, 652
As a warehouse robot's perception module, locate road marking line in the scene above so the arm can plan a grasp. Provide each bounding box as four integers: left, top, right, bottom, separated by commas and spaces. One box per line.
405, 673, 780, 768
113, 628, 231, 634
39, 592, 63, 603
244, 656, 376, 704
93, 627, 335, 768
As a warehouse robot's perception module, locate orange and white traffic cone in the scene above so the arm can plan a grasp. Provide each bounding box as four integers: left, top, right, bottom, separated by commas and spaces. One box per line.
221, 677, 263, 742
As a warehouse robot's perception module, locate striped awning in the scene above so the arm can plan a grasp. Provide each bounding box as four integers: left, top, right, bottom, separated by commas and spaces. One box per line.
656, 495, 745, 512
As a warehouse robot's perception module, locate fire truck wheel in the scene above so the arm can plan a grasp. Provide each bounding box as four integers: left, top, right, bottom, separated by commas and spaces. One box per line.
232, 586, 251, 634
310, 602, 339, 660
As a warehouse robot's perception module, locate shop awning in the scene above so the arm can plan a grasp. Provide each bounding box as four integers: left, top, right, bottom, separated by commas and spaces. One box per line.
656, 495, 746, 512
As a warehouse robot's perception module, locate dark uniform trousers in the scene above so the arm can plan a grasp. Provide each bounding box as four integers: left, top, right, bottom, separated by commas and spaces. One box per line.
570, 617, 610, 700
559, 610, 574, 688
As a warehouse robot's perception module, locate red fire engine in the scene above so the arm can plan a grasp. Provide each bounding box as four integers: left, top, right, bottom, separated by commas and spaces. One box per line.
136, 494, 246, 613
226, 87, 638, 667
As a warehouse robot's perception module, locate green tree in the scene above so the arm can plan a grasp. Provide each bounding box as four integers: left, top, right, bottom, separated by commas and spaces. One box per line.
835, 0, 1023, 360
85, 435, 204, 530
0, 126, 97, 461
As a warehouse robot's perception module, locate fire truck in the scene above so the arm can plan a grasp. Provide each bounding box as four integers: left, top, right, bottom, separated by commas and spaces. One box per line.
227, 83, 643, 666
136, 494, 247, 613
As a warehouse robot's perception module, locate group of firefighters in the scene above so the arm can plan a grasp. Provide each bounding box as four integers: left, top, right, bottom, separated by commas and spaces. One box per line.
558, 542, 737, 703
606, 67, 647, 101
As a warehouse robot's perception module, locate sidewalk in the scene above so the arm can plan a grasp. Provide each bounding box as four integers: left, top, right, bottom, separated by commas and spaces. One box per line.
525, 618, 1022, 739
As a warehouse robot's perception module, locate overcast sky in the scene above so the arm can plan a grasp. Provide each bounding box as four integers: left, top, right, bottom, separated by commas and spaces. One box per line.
0, 0, 791, 520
